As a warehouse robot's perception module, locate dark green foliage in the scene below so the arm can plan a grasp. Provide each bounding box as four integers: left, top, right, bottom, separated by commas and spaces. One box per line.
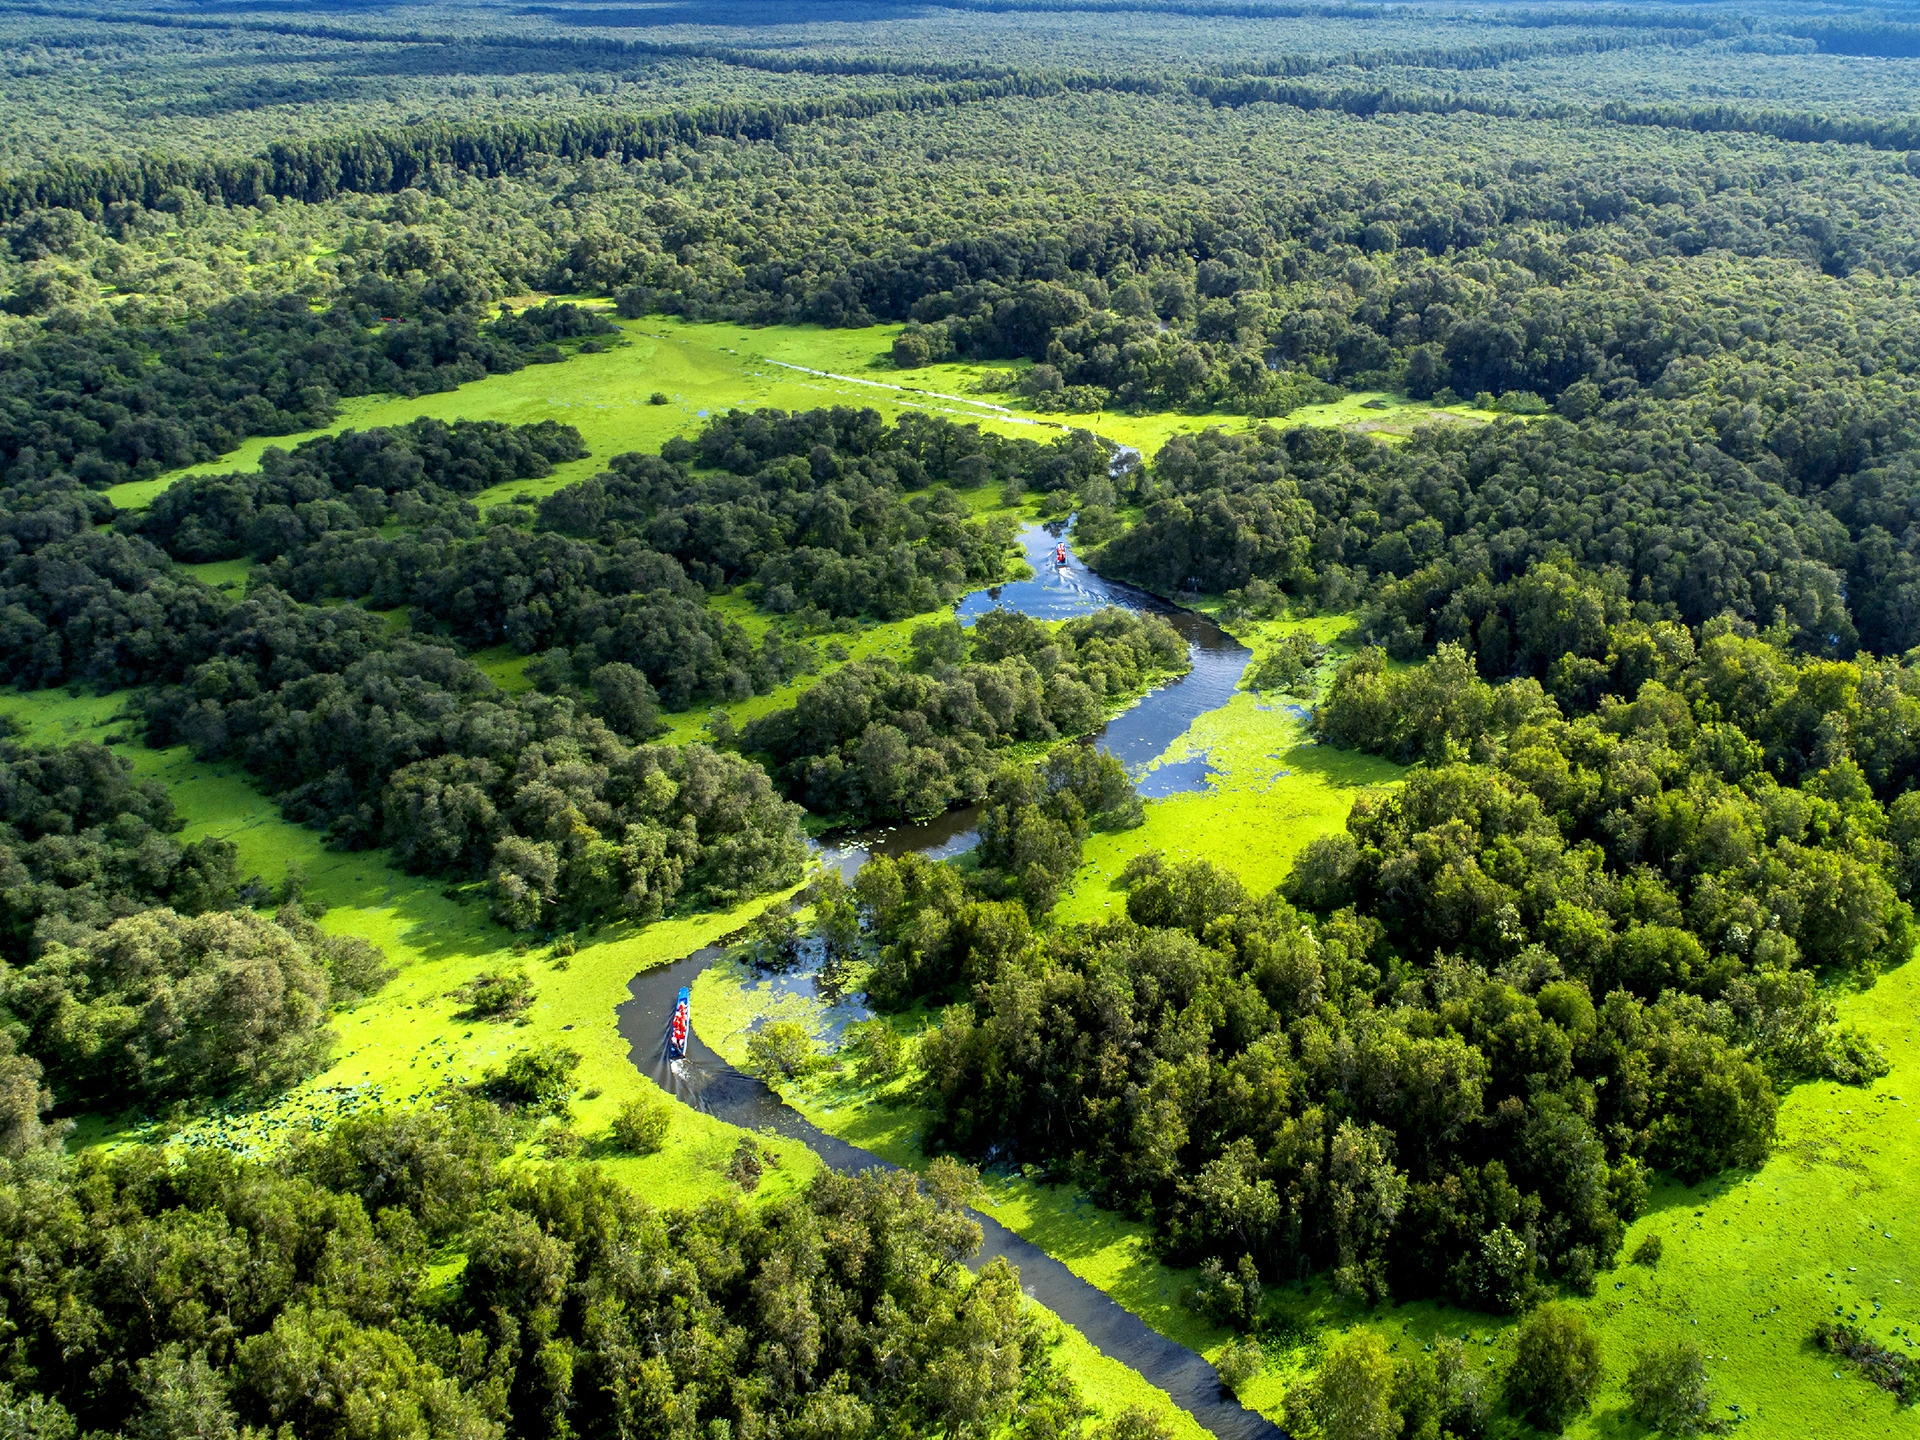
886, 621, 1903, 1315
480, 1043, 580, 1114
0, 738, 243, 962
607, 1093, 670, 1154
0, 285, 610, 492
128, 609, 808, 927
977, 745, 1146, 913
1504, 1303, 1603, 1432
452, 969, 535, 1022
1244, 632, 1324, 692
743, 607, 1183, 822
0, 738, 377, 1113
0, 906, 355, 1107
0, 1109, 1083, 1440
1812, 1320, 1918, 1405
185, 408, 1056, 712
132, 417, 585, 564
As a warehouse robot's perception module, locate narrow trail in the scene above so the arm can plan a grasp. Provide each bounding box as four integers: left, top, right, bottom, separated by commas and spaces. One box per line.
617, 949, 1286, 1440
759, 357, 1066, 430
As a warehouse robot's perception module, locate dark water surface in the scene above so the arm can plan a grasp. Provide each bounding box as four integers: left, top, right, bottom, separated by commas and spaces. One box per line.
617, 953, 1284, 1440
618, 530, 1284, 1438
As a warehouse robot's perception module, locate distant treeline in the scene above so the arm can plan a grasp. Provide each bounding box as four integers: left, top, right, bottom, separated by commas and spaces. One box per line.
1602, 100, 1920, 154
0, 77, 1075, 222
2, 31, 1880, 226
1782, 18, 1920, 58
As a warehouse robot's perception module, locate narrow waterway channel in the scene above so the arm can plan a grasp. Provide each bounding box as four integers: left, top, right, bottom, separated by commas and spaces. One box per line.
620, 526, 1283, 1440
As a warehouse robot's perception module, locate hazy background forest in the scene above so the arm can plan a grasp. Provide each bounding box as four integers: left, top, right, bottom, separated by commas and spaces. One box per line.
3, 1, 1920, 1438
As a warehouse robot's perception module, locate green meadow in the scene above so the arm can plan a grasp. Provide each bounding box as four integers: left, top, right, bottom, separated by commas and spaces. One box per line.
24, 318, 1917, 1438
103, 311, 1496, 516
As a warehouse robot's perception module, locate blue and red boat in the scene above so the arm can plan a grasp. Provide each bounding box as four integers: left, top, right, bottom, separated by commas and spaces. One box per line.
667, 986, 691, 1063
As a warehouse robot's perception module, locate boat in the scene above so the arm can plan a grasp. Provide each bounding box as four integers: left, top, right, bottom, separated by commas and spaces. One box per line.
1054, 542, 1068, 567
667, 985, 690, 1064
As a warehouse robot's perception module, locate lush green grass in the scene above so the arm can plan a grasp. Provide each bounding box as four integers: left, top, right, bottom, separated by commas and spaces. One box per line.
1547, 956, 1920, 1439
0, 680, 1211, 1435
103, 314, 1501, 518
102, 316, 1087, 514
179, 557, 254, 593
1058, 614, 1400, 926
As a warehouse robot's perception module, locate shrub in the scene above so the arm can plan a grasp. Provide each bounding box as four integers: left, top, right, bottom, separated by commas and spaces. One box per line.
1627, 1340, 1718, 1436
747, 1020, 820, 1082
610, 1094, 672, 1154
1504, 1303, 1603, 1432
848, 1019, 904, 1084
729, 1136, 765, 1191
1285, 1328, 1397, 1440
452, 969, 535, 1021
481, 1044, 579, 1114
1189, 1254, 1263, 1330
1215, 1337, 1264, 1397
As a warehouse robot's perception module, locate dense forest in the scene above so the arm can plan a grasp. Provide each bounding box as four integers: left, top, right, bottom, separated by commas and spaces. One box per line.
856, 626, 1899, 1316
1, 0, 1918, 1434
0, 1103, 1131, 1440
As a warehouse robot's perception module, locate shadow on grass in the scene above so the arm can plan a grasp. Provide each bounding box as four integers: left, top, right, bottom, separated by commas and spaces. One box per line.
1274, 737, 1405, 789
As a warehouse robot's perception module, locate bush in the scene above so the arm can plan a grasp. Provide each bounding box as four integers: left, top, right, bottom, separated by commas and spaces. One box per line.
746, 1020, 820, 1082
610, 1093, 672, 1154
729, 1136, 766, 1191
1632, 1234, 1664, 1267
1244, 632, 1324, 692
1504, 1303, 1603, 1432
743, 907, 801, 972
1627, 1340, 1718, 1436
1215, 1337, 1264, 1397
452, 969, 535, 1021
481, 1044, 579, 1113
1285, 1328, 1397, 1440
1189, 1254, 1263, 1330
848, 1019, 904, 1084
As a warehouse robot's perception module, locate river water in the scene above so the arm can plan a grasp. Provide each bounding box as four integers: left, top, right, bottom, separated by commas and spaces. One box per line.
823, 519, 1253, 872
618, 525, 1283, 1440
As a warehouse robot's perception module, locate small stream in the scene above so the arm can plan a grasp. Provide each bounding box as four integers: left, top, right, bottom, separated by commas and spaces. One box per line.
619, 526, 1282, 1440
826, 519, 1253, 871
617, 954, 1283, 1440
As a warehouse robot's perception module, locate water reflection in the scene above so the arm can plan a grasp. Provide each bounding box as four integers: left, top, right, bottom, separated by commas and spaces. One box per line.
954, 518, 1253, 798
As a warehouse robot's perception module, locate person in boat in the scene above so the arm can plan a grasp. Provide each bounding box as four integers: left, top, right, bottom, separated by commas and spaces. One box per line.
668, 986, 690, 1061
1054, 542, 1068, 567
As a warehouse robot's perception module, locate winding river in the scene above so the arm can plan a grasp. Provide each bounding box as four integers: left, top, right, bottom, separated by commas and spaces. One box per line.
618, 524, 1283, 1440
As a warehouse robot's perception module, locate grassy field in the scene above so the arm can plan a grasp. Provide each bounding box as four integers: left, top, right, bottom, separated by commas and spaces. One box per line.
103, 313, 1499, 516
1059, 614, 1400, 926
